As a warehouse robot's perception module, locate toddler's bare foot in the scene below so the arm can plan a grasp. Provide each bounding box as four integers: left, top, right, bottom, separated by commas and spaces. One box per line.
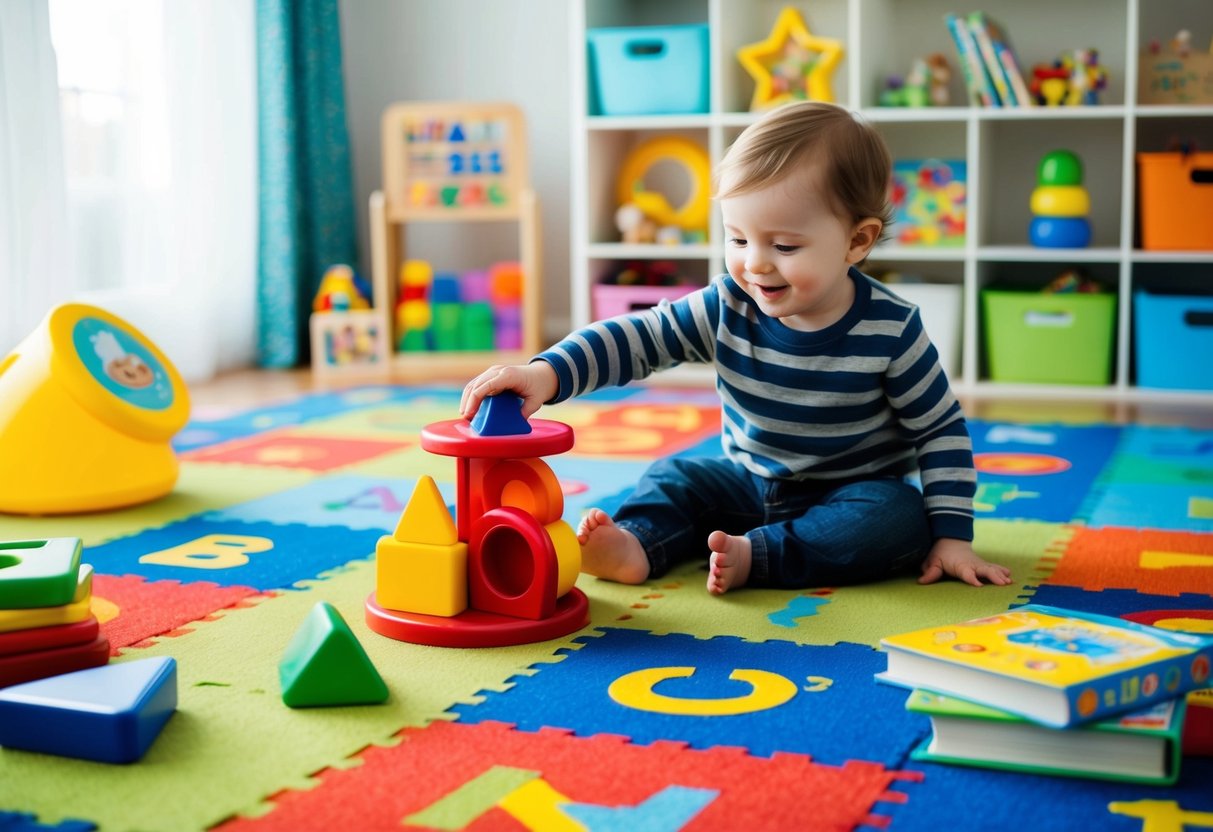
707, 530, 751, 595
576, 508, 650, 584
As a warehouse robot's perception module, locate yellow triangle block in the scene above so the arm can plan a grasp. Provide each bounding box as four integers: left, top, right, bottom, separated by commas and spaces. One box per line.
394, 476, 458, 545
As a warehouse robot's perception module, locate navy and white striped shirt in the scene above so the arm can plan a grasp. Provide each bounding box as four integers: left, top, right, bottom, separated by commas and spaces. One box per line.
537, 268, 975, 542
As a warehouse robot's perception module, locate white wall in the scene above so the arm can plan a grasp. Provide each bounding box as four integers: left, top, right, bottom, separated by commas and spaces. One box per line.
339, 0, 573, 342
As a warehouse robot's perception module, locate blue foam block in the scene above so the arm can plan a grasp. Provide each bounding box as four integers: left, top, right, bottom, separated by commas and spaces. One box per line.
0, 656, 177, 764
470, 393, 532, 436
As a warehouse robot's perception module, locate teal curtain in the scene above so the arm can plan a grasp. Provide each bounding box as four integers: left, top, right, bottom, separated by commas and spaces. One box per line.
256, 0, 358, 367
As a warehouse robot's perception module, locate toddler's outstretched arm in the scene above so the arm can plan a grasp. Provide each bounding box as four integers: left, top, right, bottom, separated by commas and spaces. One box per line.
918, 538, 1012, 587
460, 361, 559, 422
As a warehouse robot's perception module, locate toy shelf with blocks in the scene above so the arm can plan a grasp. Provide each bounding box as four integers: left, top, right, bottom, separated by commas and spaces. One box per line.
364, 101, 543, 382
569, 0, 1213, 400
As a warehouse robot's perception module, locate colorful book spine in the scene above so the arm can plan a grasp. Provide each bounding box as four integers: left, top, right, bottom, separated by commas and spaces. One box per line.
967, 12, 1014, 106
943, 13, 992, 107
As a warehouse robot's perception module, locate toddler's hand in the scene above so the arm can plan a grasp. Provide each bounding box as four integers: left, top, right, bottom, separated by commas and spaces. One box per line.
918, 538, 1013, 588
460, 362, 559, 422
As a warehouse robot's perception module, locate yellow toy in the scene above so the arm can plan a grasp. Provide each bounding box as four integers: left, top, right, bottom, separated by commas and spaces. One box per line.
313, 264, 370, 313
374, 476, 468, 617
616, 136, 711, 237
0, 303, 189, 515
737, 6, 844, 110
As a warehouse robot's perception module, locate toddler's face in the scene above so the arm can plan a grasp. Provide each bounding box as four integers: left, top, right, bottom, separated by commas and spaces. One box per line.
720, 165, 872, 332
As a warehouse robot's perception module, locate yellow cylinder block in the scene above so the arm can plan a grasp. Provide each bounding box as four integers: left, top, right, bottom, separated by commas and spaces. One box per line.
545, 519, 581, 597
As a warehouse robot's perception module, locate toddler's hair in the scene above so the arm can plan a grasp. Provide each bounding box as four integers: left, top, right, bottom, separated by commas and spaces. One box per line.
715, 101, 893, 235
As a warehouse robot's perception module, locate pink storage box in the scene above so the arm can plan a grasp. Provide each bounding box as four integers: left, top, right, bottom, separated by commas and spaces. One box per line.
592, 284, 697, 320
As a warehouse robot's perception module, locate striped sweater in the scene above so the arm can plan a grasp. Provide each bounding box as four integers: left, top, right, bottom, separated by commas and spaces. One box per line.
536, 269, 976, 542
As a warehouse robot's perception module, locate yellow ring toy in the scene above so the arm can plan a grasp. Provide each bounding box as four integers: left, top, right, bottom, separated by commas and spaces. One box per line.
0, 303, 189, 514
1030, 185, 1091, 218
616, 136, 711, 233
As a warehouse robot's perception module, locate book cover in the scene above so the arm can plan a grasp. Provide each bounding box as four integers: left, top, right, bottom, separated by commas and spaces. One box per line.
878, 604, 1213, 727
984, 13, 1033, 107
966, 11, 1015, 106
907, 690, 1186, 785
943, 13, 993, 107
888, 159, 967, 247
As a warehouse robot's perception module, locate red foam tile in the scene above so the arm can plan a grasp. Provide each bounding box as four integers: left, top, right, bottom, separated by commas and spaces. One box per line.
214, 720, 907, 831
93, 574, 266, 655
180, 431, 412, 472
1047, 527, 1213, 597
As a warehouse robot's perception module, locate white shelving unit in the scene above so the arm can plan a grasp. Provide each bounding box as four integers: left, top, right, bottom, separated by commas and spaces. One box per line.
569, 0, 1213, 401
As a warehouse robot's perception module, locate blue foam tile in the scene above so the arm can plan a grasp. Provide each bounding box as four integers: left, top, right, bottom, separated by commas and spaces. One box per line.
1115, 425, 1213, 460
203, 474, 457, 532
1085, 483, 1213, 532
450, 628, 927, 767
84, 517, 383, 590
968, 421, 1123, 523
0, 657, 177, 764
1020, 585, 1213, 618
0, 812, 96, 831
879, 756, 1213, 832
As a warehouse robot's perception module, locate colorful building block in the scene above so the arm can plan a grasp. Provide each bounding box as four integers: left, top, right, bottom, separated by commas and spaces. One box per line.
0, 564, 93, 634
468, 507, 559, 620
0, 633, 110, 688
279, 602, 388, 708
0, 538, 82, 609
375, 476, 468, 617
0, 616, 99, 657
0, 655, 177, 763
470, 392, 532, 437
478, 458, 564, 525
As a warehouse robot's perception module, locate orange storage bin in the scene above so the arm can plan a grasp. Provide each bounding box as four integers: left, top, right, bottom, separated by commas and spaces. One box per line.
1137, 152, 1213, 250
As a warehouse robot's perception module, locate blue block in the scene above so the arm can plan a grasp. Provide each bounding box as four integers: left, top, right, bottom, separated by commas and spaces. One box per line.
470, 392, 532, 436
1029, 215, 1090, 248
0, 656, 177, 764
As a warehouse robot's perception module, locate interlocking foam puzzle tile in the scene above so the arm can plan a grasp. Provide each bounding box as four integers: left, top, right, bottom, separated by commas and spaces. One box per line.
1045, 526, 1213, 597
1086, 483, 1213, 533
285, 400, 463, 441
885, 755, 1213, 832
92, 574, 265, 655
1099, 452, 1213, 488
558, 401, 722, 460
598, 519, 1059, 648
967, 420, 1122, 523
180, 430, 414, 472
0, 811, 95, 831
0, 559, 596, 832
212, 720, 919, 832
1115, 425, 1213, 460
1024, 584, 1213, 618
201, 474, 458, 532
450, 628, 928, 767
0, 464, 311, 548
84, 518, 384, 591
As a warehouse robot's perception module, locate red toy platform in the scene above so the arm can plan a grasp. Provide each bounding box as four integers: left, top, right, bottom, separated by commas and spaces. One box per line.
365, 588, 590, 648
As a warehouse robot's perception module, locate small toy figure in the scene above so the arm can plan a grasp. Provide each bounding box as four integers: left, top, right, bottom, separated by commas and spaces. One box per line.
615, 203, 658, 244
313, 264, 370, 313
926, 53, 953, 107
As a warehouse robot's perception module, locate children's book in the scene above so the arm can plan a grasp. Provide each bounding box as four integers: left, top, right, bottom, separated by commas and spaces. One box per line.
877, 604, 1213, 727
943, 13, 995, 107
966, 11, 1015, 106
907, 690, 1186, 785
888, 159, 967, 247
982, 12, 1033, 107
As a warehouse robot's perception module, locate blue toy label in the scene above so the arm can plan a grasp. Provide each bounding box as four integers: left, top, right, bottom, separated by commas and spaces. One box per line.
72, 317, 174, 410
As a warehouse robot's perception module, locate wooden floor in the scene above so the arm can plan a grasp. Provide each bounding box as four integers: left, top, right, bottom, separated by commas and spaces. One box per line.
188, 368, 1213, 428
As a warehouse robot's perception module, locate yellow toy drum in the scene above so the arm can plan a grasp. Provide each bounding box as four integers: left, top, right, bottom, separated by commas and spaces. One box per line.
0, 303, 190, 515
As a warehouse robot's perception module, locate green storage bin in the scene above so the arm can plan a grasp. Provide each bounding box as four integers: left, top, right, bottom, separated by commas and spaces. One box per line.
982, 290, 1116, 385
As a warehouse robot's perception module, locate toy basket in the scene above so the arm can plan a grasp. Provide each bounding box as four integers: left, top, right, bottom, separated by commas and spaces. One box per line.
587, 24, 709, 116
1137, 152, 1213, 250
1134, 290, 1213, 390
982, 290, 1116, 385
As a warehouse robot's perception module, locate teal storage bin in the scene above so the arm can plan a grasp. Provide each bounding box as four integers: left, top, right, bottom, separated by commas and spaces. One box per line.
587, 24, 709, 115
1134, 290, 1213, 390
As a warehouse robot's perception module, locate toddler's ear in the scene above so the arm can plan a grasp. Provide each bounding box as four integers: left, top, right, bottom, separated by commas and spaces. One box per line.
847, 217, 883, 263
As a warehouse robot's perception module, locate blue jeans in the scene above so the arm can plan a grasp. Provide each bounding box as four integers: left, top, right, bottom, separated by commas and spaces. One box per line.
613, 456, 932, 588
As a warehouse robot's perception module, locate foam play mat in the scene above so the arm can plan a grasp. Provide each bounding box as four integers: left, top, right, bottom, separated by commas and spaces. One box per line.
1, 384, 1211, 831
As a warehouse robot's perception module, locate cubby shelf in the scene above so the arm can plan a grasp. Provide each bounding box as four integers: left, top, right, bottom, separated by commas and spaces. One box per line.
569, 0, 1213, 400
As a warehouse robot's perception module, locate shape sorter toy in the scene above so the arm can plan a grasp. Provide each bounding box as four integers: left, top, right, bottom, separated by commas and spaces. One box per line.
366, 394, 589, 648
0, 303, 190, 514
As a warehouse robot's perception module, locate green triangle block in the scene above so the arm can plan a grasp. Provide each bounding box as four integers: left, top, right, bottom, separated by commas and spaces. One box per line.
278, 602, 388, 708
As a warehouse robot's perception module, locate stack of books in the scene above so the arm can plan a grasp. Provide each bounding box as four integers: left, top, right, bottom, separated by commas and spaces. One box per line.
878, 604, 1213, 784
943, 11, 1032, 107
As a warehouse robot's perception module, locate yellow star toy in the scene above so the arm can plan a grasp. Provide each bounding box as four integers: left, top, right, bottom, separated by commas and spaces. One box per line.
737, 6, 844, 110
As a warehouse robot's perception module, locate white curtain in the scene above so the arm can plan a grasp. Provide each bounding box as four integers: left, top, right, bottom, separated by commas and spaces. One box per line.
1, 0, 257, 382
0, 0, 72, 355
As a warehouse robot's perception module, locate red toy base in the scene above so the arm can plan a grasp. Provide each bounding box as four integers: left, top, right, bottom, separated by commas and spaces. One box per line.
365, 589, 590, 648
